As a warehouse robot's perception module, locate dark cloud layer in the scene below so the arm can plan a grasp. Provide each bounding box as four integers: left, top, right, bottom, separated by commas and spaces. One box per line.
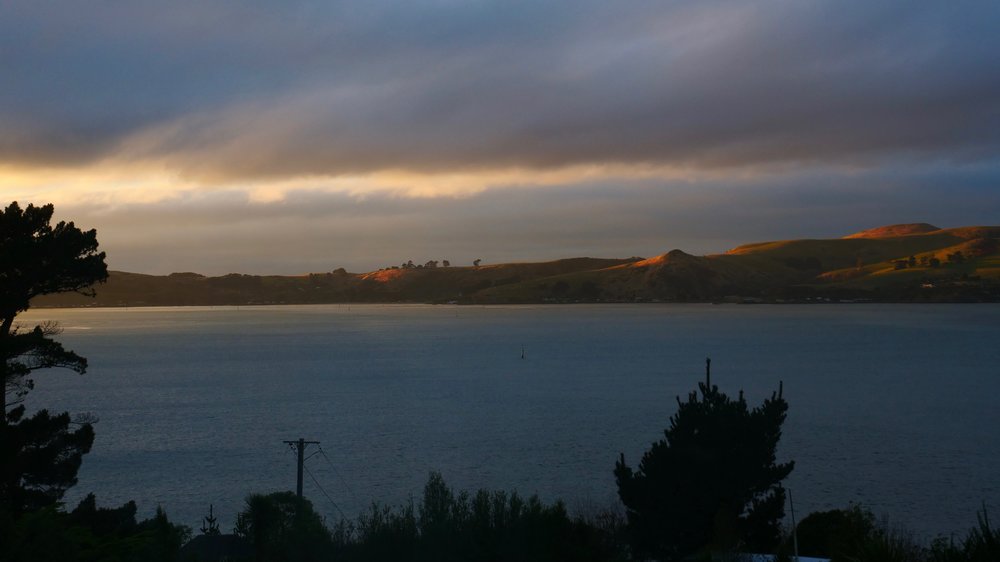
4, 1, 999, 178
5, 1, 999, 274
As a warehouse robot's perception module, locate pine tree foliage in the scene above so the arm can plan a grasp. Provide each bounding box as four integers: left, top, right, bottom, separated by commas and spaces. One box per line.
0, 406, 95, 514
615, 362, 794, 560
0, 201, 105, 522
200, 504, 221, 536
1, 201, 107, 411
0, 202, 107, 320
2, 323, 87, 408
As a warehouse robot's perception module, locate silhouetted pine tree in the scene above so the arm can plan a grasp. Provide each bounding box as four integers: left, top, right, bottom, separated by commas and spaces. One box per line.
615, 359, 793, 560
200, 504, 220, 536
0, 202, 106, 519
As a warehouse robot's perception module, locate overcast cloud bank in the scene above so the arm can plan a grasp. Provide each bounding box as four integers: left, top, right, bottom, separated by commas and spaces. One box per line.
2, 1, 998, 273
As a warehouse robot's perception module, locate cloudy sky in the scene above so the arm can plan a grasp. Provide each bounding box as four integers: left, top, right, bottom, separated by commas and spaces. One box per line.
2, 1, 998, 274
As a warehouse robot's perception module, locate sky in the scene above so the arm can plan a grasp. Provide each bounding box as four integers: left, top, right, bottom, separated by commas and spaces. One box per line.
2, 1, 999, 275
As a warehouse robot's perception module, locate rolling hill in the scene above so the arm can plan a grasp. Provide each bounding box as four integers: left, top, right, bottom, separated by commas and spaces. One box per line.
32, 224, 1000, 307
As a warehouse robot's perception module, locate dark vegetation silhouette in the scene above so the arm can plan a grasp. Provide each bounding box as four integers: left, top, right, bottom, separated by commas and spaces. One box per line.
791, 503, 1000, 562
321, 472, 621, 562
1, 407, 95, 515
615, 359, 793, 560
794, 504, 879, 559
1, 201, 107, 515
234, 492, 333, 562
929, 507, 1000, 562
200, 504, 220, 536
212, 473, 624, 562
1, 201, 189, 561
1, 201, 108, 412
3, 496, 188, 562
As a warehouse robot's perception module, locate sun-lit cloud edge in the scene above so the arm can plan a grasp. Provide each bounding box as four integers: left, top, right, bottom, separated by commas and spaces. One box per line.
0, 157, 777, 210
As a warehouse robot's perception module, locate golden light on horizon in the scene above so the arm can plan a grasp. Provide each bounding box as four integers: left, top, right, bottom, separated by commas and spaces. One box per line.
1, 158, 754, 210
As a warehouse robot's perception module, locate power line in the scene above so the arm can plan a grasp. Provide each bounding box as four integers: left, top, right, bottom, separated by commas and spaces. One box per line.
317, 445, 356, 504
303, 463, 346, 519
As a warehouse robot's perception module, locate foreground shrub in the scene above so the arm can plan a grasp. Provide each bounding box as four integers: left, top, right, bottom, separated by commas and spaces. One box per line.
929, 507, 1000, 562
789, 504, 999, 562
330, 471, 622, 562
234, 491, 334, 562
0, 494, 189, 562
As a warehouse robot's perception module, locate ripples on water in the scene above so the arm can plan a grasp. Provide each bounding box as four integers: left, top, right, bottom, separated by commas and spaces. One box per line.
20, 304, 1000, 539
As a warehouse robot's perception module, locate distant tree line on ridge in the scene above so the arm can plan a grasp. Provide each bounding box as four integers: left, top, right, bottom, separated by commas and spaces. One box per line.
377, 258, 488, 270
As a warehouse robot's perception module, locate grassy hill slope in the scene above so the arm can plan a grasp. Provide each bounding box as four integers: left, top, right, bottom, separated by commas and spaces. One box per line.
31, 225, 1000, 307
471, 225, 1000, 303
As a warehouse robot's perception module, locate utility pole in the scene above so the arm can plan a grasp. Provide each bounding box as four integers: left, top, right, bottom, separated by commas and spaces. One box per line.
789, 488, 799, 562
283, 438, 320, 498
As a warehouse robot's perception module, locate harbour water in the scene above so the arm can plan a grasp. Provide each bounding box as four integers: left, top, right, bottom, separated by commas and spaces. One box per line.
18, 303, 1000, 539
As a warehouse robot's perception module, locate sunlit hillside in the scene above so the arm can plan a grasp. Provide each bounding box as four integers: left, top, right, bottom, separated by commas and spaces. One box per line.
33, 224, 1000, 307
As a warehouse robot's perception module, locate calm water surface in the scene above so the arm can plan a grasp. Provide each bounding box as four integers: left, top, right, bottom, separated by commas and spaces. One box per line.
20, 304, 1000, 539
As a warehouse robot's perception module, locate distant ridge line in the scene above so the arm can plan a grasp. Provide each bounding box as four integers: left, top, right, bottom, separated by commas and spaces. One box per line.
31, 223, 1000, 307
843, 223, 941, 239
